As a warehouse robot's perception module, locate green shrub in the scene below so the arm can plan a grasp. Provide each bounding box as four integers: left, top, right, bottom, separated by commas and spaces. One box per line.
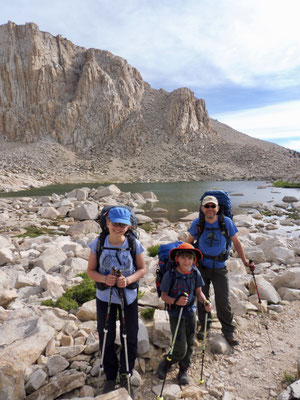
148, 244, 159, 257
140, 307, 155, 320
55, 297, 79, 311
76, 272, 90, 280
41, 273, 96, 311
273, 180, 300, 188
41, 299, 56, 307
137, 290, 145, 300
64, 278, 96, 305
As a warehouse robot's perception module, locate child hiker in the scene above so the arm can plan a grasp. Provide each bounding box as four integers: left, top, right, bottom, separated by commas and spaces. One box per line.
87, 207, 146, 397
157, 243, 211, 385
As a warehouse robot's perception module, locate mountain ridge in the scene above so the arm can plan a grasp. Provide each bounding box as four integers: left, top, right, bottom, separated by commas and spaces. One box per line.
0, 21, 299, 190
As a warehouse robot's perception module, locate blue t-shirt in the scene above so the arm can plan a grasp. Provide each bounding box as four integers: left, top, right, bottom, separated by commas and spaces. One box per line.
188, 216, 238, 268
160, 267, 204, 318
89, 236, 145, 305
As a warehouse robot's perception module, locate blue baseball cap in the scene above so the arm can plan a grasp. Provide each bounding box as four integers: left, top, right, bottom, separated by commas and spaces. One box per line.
109, 207, 131, 225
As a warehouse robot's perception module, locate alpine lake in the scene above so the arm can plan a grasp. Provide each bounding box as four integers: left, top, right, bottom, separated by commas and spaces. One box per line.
1, 180, 299, 223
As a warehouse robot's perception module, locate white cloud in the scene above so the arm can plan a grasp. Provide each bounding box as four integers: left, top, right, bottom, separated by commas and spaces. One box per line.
212, 100, 300, 150
1, 0, 300, 153
2, 0, 300, 90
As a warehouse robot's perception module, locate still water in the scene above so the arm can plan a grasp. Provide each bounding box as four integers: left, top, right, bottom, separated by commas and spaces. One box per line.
1, 180, 299, 222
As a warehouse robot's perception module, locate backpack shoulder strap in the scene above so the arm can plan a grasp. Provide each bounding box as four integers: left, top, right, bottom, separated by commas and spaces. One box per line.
218, 213, 230, 241
96, 231, 108, 263
94, 231, 109, 291
194, 213, 205, 247
126, 231, 137, 270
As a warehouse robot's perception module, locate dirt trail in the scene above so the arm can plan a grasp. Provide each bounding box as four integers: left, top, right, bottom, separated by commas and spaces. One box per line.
137, 300, 300, 400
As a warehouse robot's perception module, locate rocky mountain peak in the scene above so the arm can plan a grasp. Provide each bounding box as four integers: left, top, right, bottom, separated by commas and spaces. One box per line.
0, 22, 299, 185
0, 22, 211, 153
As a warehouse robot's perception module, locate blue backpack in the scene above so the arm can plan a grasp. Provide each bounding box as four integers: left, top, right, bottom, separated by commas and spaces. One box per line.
156, 241, 183, 298
195, 190, 233, 262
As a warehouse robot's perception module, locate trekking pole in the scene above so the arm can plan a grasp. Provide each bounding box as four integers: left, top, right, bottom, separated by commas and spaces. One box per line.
97, 267, 117, 392
157, 293, 188, 400
249, 260, 275, 355
199, 303, 210, 384
117, 270, 132, 398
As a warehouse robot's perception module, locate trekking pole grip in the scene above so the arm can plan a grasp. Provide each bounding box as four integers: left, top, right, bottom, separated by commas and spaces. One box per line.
173, 292, 188, 306
248, 259, 255, 272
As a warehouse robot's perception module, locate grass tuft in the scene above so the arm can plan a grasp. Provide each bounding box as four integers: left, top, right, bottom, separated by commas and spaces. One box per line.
147, 244, 159, 257
16, 226, 65, 238
140, 307, 155, 320
273, 180, 300, 188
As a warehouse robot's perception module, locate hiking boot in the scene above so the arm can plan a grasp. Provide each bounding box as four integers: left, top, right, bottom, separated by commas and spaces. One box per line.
119, 374, 134, 399
224, 333, 239, 347
197, 326, 209, 340
102, 379, 116, 394
177, 367, 189, 385
157, 358, 170, 380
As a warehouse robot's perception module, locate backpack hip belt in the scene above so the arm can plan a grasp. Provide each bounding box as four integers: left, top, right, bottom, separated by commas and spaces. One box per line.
201, 250, 227, 262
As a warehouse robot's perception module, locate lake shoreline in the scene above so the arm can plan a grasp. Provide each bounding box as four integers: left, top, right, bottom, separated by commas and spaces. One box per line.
0, 172, 274, 195
1, 180, 300, 225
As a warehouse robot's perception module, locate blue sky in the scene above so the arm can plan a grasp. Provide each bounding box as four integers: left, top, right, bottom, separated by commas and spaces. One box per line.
1, 0, 300, 151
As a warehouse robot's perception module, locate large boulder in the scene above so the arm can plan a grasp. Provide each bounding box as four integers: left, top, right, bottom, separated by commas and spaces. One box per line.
0, 247, 14, 266
226, 259, 247, 275
278, 379, 300, 400
249, 275, 281, 304
277, 288, 300, 301
0, 308, 55, 390
93, 184, 121, 200
76, 299, 97, 321
39, 206, 60, 219
67, 220, 100, 236
137, 319, 150, 355
25, 370, 86, 400
0, 235, 13, 248
272, 268, 300, 290
259, 237, 294, 264
0, 289, 18, 307
243, 247, 266, 264
152, 309, 171, 348
35, 247, 67, 272
69, 202, 98, 220
66, 188, 89, 201
0, 364, 25, 400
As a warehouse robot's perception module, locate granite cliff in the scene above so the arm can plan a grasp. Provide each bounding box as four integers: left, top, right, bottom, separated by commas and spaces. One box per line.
0, 22, 299, 190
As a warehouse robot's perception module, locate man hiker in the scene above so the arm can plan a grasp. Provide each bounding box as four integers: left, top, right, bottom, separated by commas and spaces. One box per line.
186, 195, 254, 346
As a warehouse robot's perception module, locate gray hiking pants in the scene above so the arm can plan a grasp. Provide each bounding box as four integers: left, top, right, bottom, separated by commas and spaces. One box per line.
169, 313, 196, 369
197, 266, 235, 335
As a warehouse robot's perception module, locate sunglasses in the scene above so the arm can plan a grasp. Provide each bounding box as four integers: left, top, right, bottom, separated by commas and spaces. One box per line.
204, 204, 217, 209
111, 222, 128, 228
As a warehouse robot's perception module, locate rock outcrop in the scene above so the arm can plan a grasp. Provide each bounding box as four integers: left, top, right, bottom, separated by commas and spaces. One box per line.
0, 21, 299, 188
0, 22, 211, 154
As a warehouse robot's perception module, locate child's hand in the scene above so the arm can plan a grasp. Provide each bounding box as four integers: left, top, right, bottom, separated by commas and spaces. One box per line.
105, 273, 117, 287
176, 295, 188, 307
204, 300, 212, 312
